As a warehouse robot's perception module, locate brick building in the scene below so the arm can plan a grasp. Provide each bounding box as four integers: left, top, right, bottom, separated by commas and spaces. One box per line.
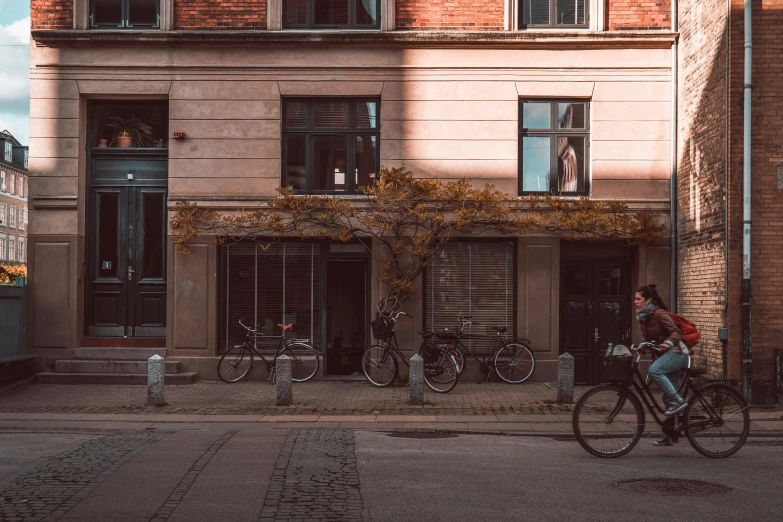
677, 0, 782, 403
28, 1, 676, 384
0, 130, 28, 266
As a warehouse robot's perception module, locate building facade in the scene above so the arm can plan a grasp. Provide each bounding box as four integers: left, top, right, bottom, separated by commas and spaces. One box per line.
29, 0, 675, 384
0, 131, 28, 267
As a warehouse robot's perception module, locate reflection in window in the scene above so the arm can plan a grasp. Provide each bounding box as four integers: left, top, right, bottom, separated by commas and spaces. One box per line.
312, 136, 349, 192
564, 265, 589, 295
522, 137, 550, 192
283, 0, 380, 28
91, 0, 160, 29
598, 268, 622, 296
521, 0, 587, 28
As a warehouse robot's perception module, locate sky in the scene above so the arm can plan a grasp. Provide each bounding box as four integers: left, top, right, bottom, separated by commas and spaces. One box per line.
0, 0, 31, 145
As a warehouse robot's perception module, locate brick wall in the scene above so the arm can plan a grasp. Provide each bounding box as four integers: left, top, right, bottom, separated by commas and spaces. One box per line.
174, 0, 267, 29
396, 0, 504, 30
31, 0, 73, 30
608, 0, 671, 30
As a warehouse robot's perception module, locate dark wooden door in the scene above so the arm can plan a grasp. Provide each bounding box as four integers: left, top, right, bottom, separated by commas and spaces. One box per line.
87, 151, 167, 337
560, 261, 631, 385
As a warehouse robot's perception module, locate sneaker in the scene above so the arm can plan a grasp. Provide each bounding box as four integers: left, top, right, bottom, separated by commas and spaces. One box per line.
652, 437, 678, 447
664, 400, 687, 417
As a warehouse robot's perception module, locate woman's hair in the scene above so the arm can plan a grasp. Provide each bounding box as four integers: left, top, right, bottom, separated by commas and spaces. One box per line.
636, 284, 668, 311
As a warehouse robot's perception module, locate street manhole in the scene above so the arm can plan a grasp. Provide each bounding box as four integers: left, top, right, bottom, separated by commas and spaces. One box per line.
387, 431, 458, 439
614, 479, 732, 497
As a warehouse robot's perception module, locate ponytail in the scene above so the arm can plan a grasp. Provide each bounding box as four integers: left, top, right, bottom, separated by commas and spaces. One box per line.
636, 284, 668, 311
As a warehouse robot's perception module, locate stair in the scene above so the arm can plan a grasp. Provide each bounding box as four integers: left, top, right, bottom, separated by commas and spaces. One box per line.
35, 348, 197, 385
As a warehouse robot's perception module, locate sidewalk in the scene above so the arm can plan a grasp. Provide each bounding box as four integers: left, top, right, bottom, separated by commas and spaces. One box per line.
0, 381, 780, 435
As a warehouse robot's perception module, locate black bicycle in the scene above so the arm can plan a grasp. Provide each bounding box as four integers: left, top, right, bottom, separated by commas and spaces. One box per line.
218, 319, 320, 383
433, 316, 536, 384
572, 342, 750, 458
362, 311, 460, 393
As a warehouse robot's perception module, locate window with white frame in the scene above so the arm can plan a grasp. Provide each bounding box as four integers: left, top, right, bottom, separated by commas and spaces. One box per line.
9, 174, 15, 195
17, 237, 23, 262
3, 142, 10, 162
18, 177, 24, 198
18, 209, 24, 231
23, 150, 28, 169
90, 0, 160, 29
0, 171, 5, 192
283, 0, 380, 29
0, 203, 5, 226
519, 0, 588, 28
8, 207, 15, 228
0, 235, 5, 260
8, 236, 15, 262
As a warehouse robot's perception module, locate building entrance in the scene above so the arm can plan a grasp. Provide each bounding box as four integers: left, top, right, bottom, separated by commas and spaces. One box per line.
325, 257, 368, 376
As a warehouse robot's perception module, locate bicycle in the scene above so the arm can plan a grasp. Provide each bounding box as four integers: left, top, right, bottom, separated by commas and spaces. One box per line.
362, 311, 460, 393
218, 319, 320, 383
432, 316, 536, 384
572, 341, 750, 458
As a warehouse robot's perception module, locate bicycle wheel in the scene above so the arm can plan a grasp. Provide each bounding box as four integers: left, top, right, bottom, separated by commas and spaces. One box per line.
362, 345, 398, 387
423, 348, 459, 393
684, 384, 749, 458
218, 346, 253, 383
494, 342, 535, 384
284, 343, 320, 382
572, 385, 645, 458
444, 344, 465, 375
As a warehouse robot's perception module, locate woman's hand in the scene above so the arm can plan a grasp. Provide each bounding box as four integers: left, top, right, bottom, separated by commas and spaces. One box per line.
658, 343, 670, 352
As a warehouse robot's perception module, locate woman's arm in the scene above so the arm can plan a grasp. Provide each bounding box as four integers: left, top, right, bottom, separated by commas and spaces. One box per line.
655, 310, 682, 349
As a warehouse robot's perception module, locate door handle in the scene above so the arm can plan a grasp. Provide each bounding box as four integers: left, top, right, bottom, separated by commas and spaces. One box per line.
594, 328, 600, 343
128, 266, 135, 281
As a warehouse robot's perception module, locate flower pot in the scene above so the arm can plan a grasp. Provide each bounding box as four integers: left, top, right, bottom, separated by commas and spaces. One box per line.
98, 139, 108, 148
116, 136, 132, 148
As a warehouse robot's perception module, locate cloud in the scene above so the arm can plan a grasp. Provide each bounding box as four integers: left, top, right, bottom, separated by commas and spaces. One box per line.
0, 16, 30, 45
0, 16, 30, 143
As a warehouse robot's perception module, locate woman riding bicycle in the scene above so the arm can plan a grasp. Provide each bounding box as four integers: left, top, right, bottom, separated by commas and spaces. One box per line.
634, 284, 690, 446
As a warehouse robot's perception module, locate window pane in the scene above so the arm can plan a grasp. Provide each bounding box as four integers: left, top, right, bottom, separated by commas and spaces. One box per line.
143, 193, 164, 279
558, 102, 586, 129
563, 265, 589, 295
355, 0, 379, 25
598, 268, 623, 296
313, 101, 349, 129
314, 0, 349, 26
284, 102, 308, 130
284, 0, 308, 26
129, 0, 159, 26
98, 193, 119, 278
0, 237, 4, 260
557, 0, 586, 25
522, 136, 551, 192
355, 101, 378, 129
18, 239, 24, 262
521, 0, 550, 25
355, 135, 378, 190
312, 136, 348, 191
522, 102, 551, 130
93, 0, 123, 25
284, 135, 307, 192
8, 238, 14, 262
557, 135, 585, 193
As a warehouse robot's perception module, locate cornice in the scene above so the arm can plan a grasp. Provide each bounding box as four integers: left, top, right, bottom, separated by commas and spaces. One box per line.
31, 29, 678, 50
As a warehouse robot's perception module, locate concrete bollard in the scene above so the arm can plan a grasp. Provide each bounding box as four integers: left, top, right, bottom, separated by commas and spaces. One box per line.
147, 354, 165, 406
276, 355, 293, 406
557, 352, 575, 404
409, 354, 424, 405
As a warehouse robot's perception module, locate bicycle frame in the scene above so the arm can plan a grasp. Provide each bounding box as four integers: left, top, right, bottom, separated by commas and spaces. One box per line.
435, 320, 528, 369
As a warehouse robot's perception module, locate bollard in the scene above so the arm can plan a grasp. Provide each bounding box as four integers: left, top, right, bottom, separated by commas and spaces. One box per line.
276, 355, 293, 406
557, 352, 574, 405
147, 354, 165, 406
409, 354, 424, 405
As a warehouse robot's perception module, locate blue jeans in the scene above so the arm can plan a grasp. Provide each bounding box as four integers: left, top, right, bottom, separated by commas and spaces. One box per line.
648, 350, 690, 405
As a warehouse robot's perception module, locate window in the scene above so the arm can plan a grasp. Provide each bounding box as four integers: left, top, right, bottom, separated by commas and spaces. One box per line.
3, 142, 10, 162
0, 171, 5, 192
23, 150, 28, 169
0, 203, 5, 226
90, 0, 160, 29
8, 236, 14, 263
520, 0, 588, 28
9, 174, 15, 195
18, 177, 24, 198
519, 99, 589, 195
283, 98, 380, 194
0, 235, 5, 260
8, 207, 15, 228
18, 209, 24, 231
17, 237, 23, 262
283, 0, 380, 29
425, 241, 516, 354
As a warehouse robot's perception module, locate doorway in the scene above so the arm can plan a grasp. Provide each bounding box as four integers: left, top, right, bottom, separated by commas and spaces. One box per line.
560, 260, 631, 385
326, 257, 368, 376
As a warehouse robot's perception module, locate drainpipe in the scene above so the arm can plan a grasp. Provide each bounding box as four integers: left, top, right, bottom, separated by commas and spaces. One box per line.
742, 0, 753, 402
670, 1, 678, 312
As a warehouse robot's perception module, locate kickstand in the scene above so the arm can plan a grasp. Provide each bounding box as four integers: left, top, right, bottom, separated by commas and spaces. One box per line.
268, 367, 276, 383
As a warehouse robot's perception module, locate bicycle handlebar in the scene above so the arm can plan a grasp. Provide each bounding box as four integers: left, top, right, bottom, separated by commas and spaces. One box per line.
633, 342, 663, 355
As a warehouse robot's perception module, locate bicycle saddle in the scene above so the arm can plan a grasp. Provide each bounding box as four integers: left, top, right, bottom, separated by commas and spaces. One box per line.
492, 326, 507, 333
418, 330, 435, 339
684, 367, 706, 377
277, 323, 293, 331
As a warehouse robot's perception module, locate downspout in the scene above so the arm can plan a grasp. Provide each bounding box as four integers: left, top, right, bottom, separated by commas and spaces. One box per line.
742, 0, 753, 402
670, 0, 678, 312
723, 0, 731, 381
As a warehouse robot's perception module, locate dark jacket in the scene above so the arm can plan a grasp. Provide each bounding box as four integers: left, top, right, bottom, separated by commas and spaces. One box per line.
639, 309, 682, 350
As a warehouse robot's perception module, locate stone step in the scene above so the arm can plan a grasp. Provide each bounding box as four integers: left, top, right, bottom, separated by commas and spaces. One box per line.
35, 372, 197, 385
74, 347, 167, 361
55, 360, 180, 375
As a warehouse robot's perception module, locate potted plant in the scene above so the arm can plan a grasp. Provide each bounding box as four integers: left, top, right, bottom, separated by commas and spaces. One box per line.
98, 138, 109, 147
107, 116, 154, 148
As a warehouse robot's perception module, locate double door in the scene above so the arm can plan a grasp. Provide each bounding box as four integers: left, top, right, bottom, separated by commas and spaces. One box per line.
560, 261, 631, 385
86, 155, 167, 337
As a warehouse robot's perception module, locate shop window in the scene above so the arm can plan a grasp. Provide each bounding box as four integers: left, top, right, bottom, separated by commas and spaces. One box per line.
519, 99, 589, 195
283, 98, 379, 194
90, 0, 160, 29
283, 0, 380, 29
425, 241, 516, 354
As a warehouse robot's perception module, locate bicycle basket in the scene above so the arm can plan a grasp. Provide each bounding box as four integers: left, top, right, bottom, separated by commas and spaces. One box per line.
603, 345, 633, 382
371, 318, 393, 340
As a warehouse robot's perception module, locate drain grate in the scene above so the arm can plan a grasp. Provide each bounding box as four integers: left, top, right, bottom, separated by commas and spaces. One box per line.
387, 431, 458, 439
614, 478, 732, 497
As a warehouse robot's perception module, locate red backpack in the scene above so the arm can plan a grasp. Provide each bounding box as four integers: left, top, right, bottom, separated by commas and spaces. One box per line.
654, 309, 700, 350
